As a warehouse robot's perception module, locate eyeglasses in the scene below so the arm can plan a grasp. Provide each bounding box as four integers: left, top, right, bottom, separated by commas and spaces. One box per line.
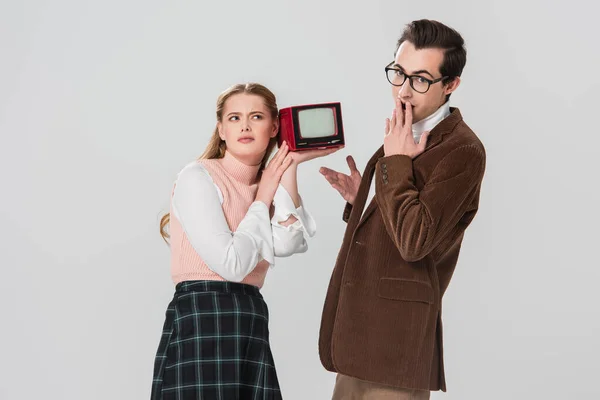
384, 61, 448, 94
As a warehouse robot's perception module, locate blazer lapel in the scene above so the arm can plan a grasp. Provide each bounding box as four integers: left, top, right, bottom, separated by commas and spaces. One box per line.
345, 145, 384, 233
360, 197, 378, 225
348, 145, 384, 230
417, 107, 463, 156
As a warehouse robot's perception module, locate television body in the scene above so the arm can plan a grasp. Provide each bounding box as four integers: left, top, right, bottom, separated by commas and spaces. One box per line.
278, 102, 345, 151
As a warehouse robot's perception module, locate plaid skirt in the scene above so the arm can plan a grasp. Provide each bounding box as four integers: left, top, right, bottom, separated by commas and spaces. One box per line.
151, 281, 283, 400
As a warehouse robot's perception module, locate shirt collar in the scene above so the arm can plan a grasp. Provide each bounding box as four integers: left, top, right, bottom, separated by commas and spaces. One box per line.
412, 101, 451, 141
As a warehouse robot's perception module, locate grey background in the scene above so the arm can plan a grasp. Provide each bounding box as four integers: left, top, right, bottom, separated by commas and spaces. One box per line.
1, 0, 598, 399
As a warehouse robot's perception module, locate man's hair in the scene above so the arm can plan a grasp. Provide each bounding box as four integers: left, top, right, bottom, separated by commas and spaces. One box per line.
396, 19, 467, 87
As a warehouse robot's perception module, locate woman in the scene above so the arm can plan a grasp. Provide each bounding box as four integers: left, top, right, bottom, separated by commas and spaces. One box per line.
151, 83, 338, 399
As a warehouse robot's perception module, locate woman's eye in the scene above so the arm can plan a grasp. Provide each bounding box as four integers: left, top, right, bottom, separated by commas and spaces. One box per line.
229, 116, 239, 121
252, 115, 262, 120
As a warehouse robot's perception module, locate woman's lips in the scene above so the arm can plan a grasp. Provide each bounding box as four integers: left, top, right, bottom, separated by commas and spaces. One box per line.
238, 137, 254, 144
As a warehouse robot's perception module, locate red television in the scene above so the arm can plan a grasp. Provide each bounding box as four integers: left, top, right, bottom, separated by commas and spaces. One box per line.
278, 102, 345, 151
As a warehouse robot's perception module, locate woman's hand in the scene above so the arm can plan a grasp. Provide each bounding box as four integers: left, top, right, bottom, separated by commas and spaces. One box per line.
279, 143, 343, 208
255, 141, 294, 207
288, 145, 342, 166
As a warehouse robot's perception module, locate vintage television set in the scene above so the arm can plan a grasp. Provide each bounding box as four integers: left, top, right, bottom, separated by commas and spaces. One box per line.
278, 102, 345, 151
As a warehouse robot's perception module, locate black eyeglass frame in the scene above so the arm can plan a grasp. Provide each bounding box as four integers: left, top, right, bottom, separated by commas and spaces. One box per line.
384, 61, 449, 93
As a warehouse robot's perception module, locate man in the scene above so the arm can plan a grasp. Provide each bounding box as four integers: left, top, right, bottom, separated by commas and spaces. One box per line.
318, 19, 486, 399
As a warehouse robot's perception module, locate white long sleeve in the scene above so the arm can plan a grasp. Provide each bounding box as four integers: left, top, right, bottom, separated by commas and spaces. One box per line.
271, 185, 316, 257
171, 163, 316, 282
171, 163, 274, 282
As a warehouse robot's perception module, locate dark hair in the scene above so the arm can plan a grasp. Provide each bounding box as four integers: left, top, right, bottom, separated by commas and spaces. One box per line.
396, 19, 466, 100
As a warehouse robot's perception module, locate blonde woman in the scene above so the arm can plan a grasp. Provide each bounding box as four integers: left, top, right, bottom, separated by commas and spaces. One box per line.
151, 83, 338, 399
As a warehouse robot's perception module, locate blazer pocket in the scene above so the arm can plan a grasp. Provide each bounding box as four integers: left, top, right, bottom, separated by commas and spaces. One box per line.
377, 278, 434, 304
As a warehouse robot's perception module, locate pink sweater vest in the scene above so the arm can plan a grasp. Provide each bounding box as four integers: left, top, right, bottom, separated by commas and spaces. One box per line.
169, 151, 270, 288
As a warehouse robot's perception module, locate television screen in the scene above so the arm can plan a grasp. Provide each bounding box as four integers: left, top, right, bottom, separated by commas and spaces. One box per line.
298, 107, 336, 138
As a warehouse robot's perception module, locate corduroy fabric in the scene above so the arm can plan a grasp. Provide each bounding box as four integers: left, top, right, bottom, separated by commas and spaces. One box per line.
319, 108, 486, 392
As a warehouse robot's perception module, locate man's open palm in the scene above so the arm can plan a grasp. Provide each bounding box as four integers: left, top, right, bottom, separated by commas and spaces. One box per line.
319, 155, 362, 205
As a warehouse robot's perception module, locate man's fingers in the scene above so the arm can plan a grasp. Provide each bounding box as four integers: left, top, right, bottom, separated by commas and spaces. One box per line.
395, 97, 404, 127
320, 168, 341, 184
319, 166, 339, 178
331, 183, 345, 196
404, 101, 413, 128
346, 156, 359, 175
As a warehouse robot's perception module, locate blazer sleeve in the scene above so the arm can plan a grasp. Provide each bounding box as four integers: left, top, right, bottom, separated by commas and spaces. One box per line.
374, 145, 485, 262
342, 202, 353, 223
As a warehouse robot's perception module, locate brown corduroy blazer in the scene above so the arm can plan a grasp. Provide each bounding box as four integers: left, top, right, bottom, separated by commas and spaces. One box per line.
318, 108, 486, 392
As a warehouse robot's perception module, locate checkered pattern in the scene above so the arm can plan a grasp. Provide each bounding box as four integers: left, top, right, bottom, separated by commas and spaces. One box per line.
151, 281, 283, 400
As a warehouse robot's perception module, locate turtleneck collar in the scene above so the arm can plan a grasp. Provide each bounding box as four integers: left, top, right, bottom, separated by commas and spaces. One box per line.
218, 150, 261, 185
412, 100, 451, 142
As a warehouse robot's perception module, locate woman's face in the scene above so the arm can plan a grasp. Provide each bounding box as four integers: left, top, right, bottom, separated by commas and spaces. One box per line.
217, 93, 278, 166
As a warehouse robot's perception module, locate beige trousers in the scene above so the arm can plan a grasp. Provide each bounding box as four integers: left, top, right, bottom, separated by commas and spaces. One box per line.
332, 374, 430, 400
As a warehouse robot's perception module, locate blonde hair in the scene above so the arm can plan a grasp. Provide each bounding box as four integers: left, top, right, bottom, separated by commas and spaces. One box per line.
159, 83, 280, 243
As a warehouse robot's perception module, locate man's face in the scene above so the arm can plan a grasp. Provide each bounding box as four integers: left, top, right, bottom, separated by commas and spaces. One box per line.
391, 41, 460, 123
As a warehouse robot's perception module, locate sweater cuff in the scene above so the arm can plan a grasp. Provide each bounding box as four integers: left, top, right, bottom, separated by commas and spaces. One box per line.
271, 184, 317, 237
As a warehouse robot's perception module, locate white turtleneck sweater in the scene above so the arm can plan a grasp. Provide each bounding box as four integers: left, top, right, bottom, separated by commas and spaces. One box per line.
411, 100, 451, 143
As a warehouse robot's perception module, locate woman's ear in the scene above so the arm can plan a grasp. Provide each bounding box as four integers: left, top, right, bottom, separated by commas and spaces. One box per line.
217, 122, 225, 140
271, 120, 279, 138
